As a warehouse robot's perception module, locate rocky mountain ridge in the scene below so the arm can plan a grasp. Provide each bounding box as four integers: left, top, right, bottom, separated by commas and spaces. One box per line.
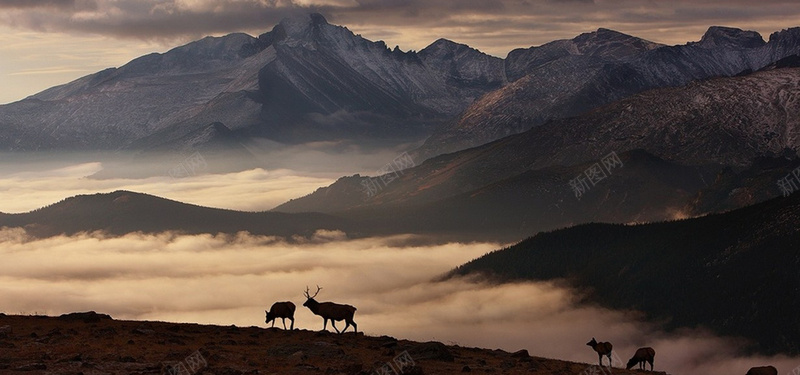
416, 26, 800, 158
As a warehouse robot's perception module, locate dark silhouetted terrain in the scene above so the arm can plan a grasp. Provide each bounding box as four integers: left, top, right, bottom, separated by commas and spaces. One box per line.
449, 193, 800, 355
0, 313, 664, 375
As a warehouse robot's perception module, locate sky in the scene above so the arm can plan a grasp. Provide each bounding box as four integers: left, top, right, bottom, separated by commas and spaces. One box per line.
1, 0, 800, 104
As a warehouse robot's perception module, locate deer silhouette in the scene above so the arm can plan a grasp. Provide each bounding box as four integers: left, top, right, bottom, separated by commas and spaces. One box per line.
302, 285, 357, 334
626, 347, 655, 371
265, 301, 295, 330
586, 337, 613, 367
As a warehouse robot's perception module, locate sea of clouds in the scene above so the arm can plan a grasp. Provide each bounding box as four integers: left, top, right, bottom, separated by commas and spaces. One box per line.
0, 228, 797, 375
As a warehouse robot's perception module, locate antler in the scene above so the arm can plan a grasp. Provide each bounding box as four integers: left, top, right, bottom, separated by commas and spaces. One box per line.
304, 285, 322, 299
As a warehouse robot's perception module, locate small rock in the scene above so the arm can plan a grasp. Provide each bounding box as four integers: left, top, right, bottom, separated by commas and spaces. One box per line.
510, 349, 529, 358
58, 311, 112, 323
462, 365, 472, 372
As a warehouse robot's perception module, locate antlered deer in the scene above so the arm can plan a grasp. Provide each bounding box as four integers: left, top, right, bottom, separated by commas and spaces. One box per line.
302, 285, 357, 334
626, 347, 655, 371
265, 301, 296, 330
586, 338, 613, 367
746, 366, 778, 375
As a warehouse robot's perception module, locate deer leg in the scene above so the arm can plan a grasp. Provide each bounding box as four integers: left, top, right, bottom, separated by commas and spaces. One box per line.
598, 353, 602, 366
350, 320, 357, 334
282, 318, 287, 330
271, 320, 275, 328
607, 354, 612, 367
323, 318, 328, 331
290, 317, 294, 330
331, 321, 340, 334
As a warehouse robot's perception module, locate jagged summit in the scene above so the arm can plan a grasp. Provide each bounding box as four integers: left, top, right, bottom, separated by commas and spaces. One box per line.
698, 26, 765, 48
504, 27, 662, 81
573, 27, 663, 57
423, 38, 471, 51
271, 12, 330, 45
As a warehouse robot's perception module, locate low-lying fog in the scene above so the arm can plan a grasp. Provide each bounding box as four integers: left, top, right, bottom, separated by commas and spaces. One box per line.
0, 156, 798, 375
0, 145, 409, 213
0, 229, 798, 375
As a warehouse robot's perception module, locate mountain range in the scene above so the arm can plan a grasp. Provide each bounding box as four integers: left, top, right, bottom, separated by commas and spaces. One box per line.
0, 13, 504, 152
274, 66, 800, 240
2, 16, 799, 163
416, 26, 800, 158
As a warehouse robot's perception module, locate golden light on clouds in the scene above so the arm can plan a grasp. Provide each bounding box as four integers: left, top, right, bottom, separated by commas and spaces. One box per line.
0, 228, 797, 375
0, 161, 335, 213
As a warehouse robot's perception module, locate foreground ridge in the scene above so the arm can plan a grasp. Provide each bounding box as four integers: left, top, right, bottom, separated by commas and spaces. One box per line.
0, 312, 665, 375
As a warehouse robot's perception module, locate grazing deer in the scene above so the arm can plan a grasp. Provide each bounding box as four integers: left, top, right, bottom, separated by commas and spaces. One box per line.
746, 366, 778, 375
586, 337, 613, 367
302, 285, 357, 334
265, 301, 296, 330
626, 347, 655, 371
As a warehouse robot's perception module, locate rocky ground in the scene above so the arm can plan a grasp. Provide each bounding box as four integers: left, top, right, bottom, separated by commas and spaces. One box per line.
0, 312, 667, 375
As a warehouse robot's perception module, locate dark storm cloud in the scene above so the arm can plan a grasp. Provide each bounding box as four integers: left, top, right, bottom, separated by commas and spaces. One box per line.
0, 0, 798, 56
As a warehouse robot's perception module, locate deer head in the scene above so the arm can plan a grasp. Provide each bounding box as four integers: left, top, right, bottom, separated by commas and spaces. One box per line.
303, 285, 322, 307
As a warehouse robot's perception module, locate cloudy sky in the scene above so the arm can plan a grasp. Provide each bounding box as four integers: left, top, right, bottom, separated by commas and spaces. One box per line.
1, 0, 799, 104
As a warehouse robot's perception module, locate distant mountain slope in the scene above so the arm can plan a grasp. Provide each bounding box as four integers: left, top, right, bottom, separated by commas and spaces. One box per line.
0, 14, 504, 151
276, 67, 800, 216
0, 33, 269, 151
0, 191, 356, 238
448, 192, 800, 355
417, 26, 800, 158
